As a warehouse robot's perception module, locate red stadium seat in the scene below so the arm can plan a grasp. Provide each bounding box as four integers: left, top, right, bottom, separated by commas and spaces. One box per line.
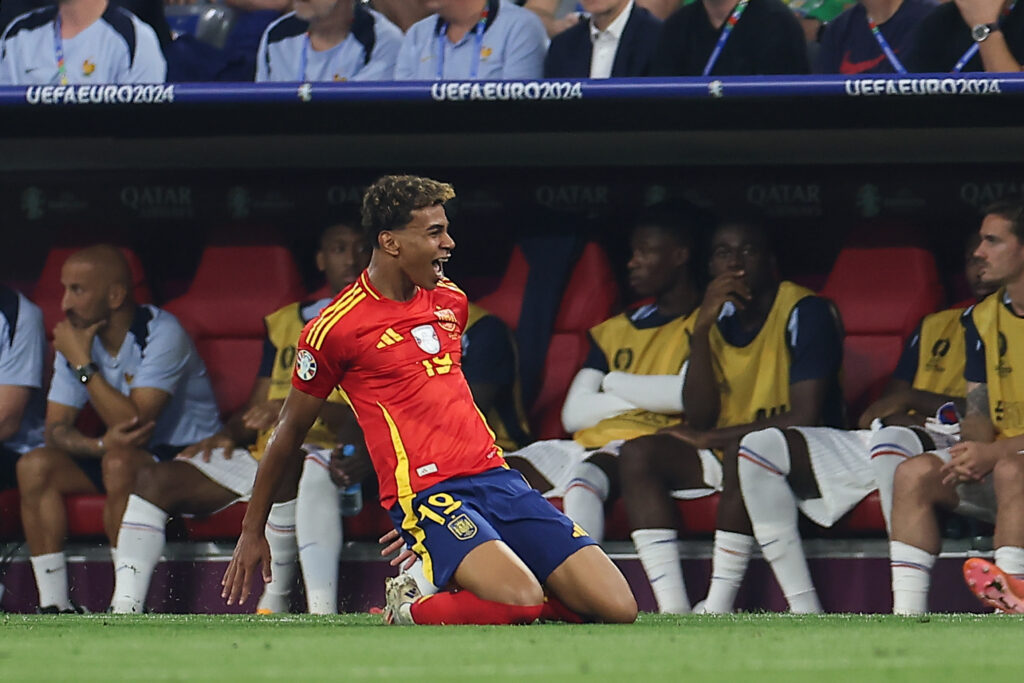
822, 246, 943, 420
185, 502, 248, 540
195, 338, 263, 418
530, 333, 591, 440
475, 246, 528, 331
65, 494, 106, 539
32, 247, 152, 335
165, 245, 305, 338
164, 245, 305, 416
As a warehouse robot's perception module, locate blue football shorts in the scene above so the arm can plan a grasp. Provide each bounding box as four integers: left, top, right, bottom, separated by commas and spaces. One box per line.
388, 466, 596, 589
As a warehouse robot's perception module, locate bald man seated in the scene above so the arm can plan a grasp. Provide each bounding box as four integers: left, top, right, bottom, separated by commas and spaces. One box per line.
16, 245, 222, 613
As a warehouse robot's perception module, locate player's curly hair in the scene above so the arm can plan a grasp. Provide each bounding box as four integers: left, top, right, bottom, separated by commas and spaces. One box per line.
361, 175, 455, 241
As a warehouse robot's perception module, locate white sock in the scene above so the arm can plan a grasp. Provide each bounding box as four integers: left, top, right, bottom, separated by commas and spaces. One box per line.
296, 455, 342, 614
111, 494, 169, 614
405, 556, 439, 597
258, 499, 298, 614
30, 552, 71, 611
738, 429, 821, 614
890, 540, 936, 615
994, 546, 1024, 580
563, 461, 610, 542
869, 426, 925, 534
632, 528, 690, 614
703, 530, 754, 614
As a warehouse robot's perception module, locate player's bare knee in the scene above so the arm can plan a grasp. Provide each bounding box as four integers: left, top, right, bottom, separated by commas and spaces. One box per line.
993, 456, 1024, 498
893, 454, 943, 500
500, 580, 545, 606
101, 449, 141, 492
16, 448, 56, 495
599, 592, 638, 623
618, 436, 658, 482
132, 462, 173, 510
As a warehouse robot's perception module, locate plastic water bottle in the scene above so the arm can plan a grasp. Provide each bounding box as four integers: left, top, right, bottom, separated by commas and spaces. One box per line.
338, 444, 363, 517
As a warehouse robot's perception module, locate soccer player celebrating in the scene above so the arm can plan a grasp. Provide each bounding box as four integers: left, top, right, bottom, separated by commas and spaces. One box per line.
222, 175, 638, 625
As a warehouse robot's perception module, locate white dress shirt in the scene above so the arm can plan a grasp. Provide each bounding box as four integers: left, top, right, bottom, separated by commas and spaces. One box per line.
588, 0, 632, 79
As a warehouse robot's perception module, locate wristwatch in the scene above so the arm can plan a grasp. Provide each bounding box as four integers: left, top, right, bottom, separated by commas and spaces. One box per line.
972, 22, 1000, 42
75, 362, 99, 384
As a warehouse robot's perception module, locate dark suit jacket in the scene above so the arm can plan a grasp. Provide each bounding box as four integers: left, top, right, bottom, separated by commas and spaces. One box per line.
544, 4, 662, 78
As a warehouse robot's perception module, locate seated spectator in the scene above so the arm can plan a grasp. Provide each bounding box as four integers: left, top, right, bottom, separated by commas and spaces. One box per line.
816, 0, 936, 74
784, 0, 852, 43
506, 203, 702, 544
0, 287, 45, 491
370, 0, 432, 31
108, 221, 367, 615
732, 233, 996, 614
905, 0, 1024, 72
395, 0, 548, 80
17, 245, 221, 613
544, 0, 662, 78
0, 0, 166, 84
619, 218, 843, 614
651, 0, 810, 76
0, 0, 171, 48
888, 201, 1024, 615
524, 0, 583, 36
256, 0, 402, 82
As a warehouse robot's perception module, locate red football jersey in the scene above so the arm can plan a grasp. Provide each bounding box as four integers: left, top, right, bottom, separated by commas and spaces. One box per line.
292, 271, 504, 509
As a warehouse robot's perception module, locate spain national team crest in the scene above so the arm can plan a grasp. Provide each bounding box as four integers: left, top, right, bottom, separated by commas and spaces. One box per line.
434, 308, 458, 332
447, 513, 478, 540
295, 349, 317, 381
411, 324, 441, 354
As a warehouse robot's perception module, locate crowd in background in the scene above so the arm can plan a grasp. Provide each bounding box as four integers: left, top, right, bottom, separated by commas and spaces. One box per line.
1, 0, 1023, 85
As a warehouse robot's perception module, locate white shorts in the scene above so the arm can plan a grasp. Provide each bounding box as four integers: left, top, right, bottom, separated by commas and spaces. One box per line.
931, 447, 997, 523
178, 447, 259, 502
790, 427, 876, 527
509, 439, 625, 497
670, 449, 722, 500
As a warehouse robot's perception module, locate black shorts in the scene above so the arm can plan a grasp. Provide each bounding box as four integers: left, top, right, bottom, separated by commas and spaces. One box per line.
76, 444, 186, 492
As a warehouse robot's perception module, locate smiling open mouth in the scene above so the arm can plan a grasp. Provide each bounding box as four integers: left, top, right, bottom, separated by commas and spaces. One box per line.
432, 256, 448, 278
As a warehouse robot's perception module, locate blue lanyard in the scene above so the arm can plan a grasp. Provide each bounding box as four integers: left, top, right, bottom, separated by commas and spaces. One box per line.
952, 1, 1016, 72
54, 13, 68, 85
436, 7, 489, 79
299, 33, 310, 81
867, 16, 907, 74
703, 0, 749, 77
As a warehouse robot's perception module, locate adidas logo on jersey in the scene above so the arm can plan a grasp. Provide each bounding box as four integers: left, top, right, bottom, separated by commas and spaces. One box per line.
376, 328, 404, 349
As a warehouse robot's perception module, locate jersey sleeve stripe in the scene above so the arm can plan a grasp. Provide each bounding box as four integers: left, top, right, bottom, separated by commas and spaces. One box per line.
437, 280, 465, 295
305, 286, 363, 346
379, 402, 436, 586
307, 291, 366, 350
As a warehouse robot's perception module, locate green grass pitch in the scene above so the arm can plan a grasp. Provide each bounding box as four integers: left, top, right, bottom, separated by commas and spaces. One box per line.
2, 612, 1019, 681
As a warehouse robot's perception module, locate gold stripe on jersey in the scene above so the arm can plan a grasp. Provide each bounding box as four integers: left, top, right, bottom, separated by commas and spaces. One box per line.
380, 402, 434, 585
573, 308, 697, 449
437, 279, 465, 296
913, 307, 969, 398
970, 290, 1024, 438
376, 328, 404, 349
306, 286, 363, 346
308, 289, 367, 350
360, 272, 381, 301
710, 281, 816, 431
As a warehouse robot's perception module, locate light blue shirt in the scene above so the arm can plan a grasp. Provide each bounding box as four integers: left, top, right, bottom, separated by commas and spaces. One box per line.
256, 6, 401, 82
0, 288, 45, 454
0, 5, 165, 85
395, 0, 548, 80
48, 305, 221, 448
